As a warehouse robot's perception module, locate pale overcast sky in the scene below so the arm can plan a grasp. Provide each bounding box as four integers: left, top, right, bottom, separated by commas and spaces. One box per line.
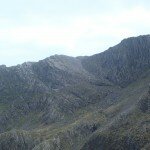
0, 0, 150, 66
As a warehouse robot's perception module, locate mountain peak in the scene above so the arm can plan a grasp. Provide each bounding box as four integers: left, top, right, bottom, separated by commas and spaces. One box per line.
81, 35, 150, 87
121, 34, 150, 43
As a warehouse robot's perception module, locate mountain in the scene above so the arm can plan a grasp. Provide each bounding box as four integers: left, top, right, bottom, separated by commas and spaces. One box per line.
81, 35, 150, 87
0, 35, 149, 150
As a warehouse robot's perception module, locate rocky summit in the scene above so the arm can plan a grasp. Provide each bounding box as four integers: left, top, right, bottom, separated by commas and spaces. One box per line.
0, 35, 150, 150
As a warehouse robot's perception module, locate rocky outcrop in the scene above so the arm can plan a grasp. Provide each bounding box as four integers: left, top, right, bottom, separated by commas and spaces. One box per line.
0, 130, 35, 150
81, 133, 148, 150
138, 84, 150, 113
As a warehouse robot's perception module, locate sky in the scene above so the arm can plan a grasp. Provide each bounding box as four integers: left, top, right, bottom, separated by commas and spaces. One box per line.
0, 0, 150, 66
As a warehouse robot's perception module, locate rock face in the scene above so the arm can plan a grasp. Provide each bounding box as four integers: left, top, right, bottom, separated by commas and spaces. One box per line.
82, 35, 150, 87
0, 35, 150, 150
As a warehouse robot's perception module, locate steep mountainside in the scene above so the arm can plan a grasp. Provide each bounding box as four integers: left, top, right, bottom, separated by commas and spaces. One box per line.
82, 35, 150, 87
0, 35, 149, 150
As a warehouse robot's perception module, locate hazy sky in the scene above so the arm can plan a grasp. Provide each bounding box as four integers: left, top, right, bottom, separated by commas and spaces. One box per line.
0, 0, 150, 66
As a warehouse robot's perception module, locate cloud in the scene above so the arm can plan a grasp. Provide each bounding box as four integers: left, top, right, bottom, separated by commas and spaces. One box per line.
0, 3, 150, 66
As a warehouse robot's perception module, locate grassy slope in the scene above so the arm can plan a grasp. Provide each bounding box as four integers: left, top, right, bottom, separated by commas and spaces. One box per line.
81, 73, 150, 150
0, 73, 149, 150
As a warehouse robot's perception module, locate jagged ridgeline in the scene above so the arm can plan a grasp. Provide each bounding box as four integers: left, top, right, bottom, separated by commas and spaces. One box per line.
0, 35, 150, 150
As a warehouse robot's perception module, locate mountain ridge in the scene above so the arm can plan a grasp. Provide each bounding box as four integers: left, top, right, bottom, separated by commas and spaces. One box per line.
0, 35, 149, 150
